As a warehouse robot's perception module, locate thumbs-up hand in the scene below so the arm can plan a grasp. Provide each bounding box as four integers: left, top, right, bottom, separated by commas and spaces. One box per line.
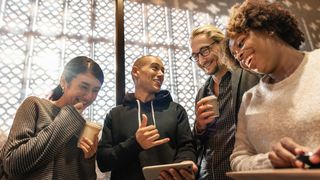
136, 114, 170, 150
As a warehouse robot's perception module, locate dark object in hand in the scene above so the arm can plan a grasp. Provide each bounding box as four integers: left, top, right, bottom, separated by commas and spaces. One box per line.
296, 153, 320, 169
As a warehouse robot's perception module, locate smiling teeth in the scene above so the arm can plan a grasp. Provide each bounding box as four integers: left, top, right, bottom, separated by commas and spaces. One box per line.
245, 55, 253, 66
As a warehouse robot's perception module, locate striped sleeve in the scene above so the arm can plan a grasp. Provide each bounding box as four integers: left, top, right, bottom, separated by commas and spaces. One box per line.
2, 97, 85, 176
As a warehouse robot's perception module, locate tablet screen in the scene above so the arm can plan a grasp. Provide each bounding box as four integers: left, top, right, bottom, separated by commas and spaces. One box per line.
142, 162, 193, 180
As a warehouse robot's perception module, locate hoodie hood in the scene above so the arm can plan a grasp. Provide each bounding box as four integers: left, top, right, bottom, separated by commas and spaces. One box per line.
122, 90, 173, 128
123, 90, 173, 106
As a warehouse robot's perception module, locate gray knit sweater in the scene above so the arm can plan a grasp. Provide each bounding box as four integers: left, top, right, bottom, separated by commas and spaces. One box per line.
0, 96, 96, 180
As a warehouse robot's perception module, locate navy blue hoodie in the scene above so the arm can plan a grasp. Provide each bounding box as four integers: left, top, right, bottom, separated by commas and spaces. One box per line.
97, 90, 196, 180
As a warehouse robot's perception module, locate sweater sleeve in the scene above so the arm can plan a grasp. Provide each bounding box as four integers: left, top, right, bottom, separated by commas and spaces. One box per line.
97, 111, 143, 172
230, 94, 272, 171
174, 104, 196, 163
1, 97, 85, 176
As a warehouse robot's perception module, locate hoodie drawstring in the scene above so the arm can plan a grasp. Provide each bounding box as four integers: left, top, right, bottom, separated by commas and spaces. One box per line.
137, 100, 141, 127
136, 100, 156, 128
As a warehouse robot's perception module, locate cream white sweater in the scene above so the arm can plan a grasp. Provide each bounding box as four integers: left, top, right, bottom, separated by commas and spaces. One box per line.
231, 49, 320, 171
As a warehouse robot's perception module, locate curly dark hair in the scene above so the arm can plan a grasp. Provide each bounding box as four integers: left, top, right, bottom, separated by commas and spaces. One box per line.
224, 38, 241, 69
227, 0, 305, 50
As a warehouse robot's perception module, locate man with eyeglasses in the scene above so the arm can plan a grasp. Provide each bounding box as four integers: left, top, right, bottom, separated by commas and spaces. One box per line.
189, 24, 260, 179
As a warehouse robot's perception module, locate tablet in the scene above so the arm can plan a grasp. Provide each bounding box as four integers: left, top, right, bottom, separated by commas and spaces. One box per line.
142, 162, 193, 180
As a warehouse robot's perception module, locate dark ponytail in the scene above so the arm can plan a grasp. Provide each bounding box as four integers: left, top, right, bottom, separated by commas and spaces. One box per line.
49, 85, 63, 101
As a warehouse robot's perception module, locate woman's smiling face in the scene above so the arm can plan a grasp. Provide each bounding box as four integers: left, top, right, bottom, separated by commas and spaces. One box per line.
229, 30, 279, 75
62, 72, 102, 109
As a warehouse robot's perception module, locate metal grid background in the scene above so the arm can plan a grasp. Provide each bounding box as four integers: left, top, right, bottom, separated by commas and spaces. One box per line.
0, 0, 116, 134
0, 0, 227, 135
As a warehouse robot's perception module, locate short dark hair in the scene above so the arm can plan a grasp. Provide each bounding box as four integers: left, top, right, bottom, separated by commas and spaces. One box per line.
49, 56, 104, 101
131, 55, 162, 82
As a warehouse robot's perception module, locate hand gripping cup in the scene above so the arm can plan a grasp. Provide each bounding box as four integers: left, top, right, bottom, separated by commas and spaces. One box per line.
201, 95, 219, 117
77, 121, 102, 147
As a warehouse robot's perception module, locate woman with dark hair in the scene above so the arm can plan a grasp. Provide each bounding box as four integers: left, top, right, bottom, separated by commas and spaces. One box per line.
226, 0, 320, 171
0, 56, 104, 179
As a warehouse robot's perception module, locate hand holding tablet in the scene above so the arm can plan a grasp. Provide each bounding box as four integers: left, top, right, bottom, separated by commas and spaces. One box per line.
143, 161, 194, 180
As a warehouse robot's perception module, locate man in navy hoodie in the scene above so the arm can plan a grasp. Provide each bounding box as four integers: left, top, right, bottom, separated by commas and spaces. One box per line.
97, 55, 197, 180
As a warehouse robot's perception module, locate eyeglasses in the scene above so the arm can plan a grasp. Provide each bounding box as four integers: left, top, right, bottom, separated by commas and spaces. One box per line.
189, 41, 217, 62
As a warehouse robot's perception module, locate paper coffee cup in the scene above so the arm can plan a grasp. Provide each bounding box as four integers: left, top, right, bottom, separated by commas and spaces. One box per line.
77, 121, 102, 147
201, 95, 219, 117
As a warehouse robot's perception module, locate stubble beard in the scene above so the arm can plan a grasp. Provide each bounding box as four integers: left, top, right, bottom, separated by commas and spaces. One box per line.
209, 64, 220, 76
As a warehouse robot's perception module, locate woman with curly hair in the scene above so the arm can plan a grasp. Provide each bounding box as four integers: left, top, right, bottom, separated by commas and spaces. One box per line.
226, 0, 320, 171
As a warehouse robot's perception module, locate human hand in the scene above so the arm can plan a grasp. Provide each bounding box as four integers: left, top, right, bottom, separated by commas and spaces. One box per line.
269, 137, 309, 168
74, 101, 85, 114
159, 161, 197, 180
79, 135, 98, 159
195, 97, 217, 132
309, 145, 320, 165
136, 114, 170, 150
